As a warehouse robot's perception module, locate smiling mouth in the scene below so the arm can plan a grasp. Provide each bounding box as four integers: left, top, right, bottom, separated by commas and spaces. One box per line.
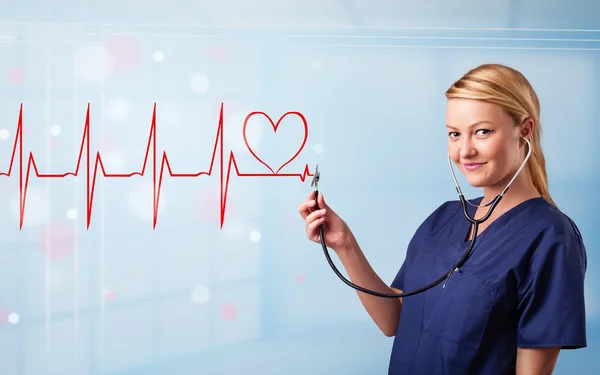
463, 162, 486, 171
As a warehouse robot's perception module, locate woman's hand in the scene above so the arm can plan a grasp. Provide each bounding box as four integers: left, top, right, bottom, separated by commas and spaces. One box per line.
298, 191, 353, 253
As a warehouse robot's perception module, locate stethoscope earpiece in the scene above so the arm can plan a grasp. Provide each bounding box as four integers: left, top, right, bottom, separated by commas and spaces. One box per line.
317, 137, 533, 299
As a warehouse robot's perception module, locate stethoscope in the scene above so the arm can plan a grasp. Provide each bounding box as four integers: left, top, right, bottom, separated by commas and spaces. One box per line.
311, 136, 532, 298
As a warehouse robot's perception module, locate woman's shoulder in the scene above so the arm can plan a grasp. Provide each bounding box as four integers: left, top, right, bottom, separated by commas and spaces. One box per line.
521, 198, 587, 266
416, 196, 585, 246
523, 197, 584, 243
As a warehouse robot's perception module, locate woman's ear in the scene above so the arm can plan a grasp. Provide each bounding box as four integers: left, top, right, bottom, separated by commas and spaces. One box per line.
520, 118, 534, 139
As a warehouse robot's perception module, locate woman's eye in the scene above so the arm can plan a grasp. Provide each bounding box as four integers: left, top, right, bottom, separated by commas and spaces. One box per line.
448, 132, 460, 138
476, 129, 492, 136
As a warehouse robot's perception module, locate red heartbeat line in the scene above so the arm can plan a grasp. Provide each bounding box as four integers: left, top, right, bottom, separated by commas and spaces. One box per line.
0, 103, 314, 229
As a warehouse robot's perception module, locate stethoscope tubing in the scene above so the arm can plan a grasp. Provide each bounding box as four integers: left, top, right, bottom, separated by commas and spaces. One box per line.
315, 137, 532, 299
314, 192, 500, 298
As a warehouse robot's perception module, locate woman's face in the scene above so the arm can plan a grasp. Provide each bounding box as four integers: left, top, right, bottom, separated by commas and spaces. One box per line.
446, 98, 530, 189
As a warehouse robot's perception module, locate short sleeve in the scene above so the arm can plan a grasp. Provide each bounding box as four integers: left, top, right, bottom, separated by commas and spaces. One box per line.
391, 258, 408, 290
517, 232, 587, 349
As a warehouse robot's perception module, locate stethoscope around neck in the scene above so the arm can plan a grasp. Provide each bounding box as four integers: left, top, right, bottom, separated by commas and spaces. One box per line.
312, 136, 533, 298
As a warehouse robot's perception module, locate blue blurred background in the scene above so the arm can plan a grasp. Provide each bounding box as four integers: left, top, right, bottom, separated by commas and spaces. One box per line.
0, 1, 598, 374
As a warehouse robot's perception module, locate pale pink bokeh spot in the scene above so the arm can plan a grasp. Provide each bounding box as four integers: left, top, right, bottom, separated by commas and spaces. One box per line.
40, 221, 76, 260
206, 45, 229, 64
7, 66, 24, 85
296, 273, 307, 284
196, 185, 235, 224
22, 126, 33, 137
0, 306, 8, 326
99, 133, 116, 153
219, 302, 238, 321
105, 36, 141, 73
50, 139, 60, 150
105, 289, 116, 301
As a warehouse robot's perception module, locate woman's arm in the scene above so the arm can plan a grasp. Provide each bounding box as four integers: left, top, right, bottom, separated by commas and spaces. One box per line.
515, 232, 586, 373
336, 233, 403, 337
516, 347, 560, 375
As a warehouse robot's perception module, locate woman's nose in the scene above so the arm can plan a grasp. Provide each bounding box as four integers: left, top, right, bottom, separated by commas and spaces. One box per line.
460, 138, 477, 159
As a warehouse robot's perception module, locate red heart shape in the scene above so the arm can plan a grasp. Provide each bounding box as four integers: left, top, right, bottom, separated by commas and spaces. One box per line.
243, 111, 308, 174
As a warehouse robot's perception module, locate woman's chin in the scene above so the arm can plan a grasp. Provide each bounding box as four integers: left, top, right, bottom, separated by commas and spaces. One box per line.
465, 176, 489, 188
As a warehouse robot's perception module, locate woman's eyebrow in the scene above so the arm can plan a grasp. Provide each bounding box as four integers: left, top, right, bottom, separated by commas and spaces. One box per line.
446, 120, 494, 130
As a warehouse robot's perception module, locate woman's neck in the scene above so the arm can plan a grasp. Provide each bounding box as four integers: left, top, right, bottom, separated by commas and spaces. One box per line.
481, 170, 540, 210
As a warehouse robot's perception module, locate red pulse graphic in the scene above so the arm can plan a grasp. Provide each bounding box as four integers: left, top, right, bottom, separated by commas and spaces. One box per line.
0, 103, 315, 230
244, 111, 308, 174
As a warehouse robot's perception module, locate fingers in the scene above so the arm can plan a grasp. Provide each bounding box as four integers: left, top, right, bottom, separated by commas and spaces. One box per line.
317, 192, 325, 209
297, 191, 332, 241
298, 198, 316, 219
297, 191, 327, 219
306, 208, 326, 224
306, 209, 326, 238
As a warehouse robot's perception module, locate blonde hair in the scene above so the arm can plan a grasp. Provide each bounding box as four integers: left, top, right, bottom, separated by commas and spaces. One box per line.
445, 63, 556, 207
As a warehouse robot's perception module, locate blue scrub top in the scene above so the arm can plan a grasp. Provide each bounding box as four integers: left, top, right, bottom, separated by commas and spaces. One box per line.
389, 197, 587, 375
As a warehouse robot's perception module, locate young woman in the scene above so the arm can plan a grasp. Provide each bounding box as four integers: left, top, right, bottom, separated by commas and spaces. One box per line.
298, 63, 587, 374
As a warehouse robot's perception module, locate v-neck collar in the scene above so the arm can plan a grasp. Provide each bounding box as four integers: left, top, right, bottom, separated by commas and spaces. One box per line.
460, 196, 546, 245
